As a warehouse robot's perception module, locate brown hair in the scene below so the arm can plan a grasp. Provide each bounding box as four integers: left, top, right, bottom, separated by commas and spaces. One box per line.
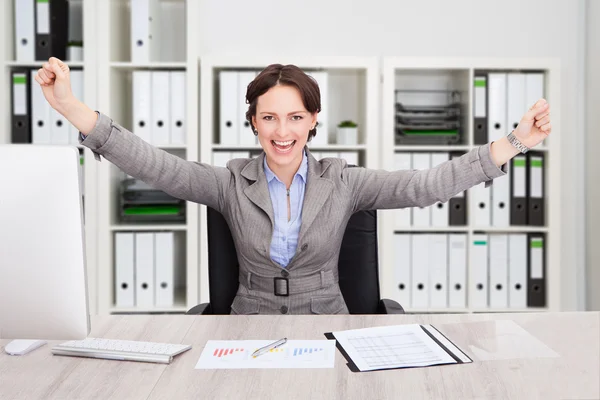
245, 64, 321, 141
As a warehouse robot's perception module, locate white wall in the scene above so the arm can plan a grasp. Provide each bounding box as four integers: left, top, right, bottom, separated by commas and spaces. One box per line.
585, 0, 599, 311
196, 0, 587, 310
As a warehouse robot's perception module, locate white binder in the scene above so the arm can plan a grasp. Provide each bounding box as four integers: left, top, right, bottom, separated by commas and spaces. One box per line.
448, 234, 467, 308
115, 233, 135, 307
50, 109, 70, 144
339, 151, 359, 167
219, 71, 238, 145
393, 234, 411, 308
470, 234, 488, 308
30, 70, 51, 144
489, 234, 508, 308
133, 71, 152, 143
431, 152, 449, 227
151, 71, 171, 145
69, 70, 84, 145
508, 234, 528, 308
411, 234, 430, 308
15, 0, 35, 62
135, 232, 155, 308
429, 234, 448, 308
471, 182, 491, 226
487, 73, 507, 143
238, 71, 257, 146
131, 0, 161, 62
411, 153, 431, 227
154, 232, 175, 307
394, 153, 412, 228
491, 166, 510, 227
169, 71, 186, 145
525, 73, 545, 109
307, 71, 329, 146
507, 73, 526, 132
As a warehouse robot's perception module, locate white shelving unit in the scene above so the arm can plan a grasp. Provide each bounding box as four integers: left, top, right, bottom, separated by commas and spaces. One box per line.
380, 57, 561, 313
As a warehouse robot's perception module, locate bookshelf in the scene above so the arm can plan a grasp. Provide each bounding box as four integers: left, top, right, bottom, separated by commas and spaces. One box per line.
380, 57, 561, 313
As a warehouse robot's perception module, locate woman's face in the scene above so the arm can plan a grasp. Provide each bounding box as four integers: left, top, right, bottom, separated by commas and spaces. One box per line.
252, 84, 317, 170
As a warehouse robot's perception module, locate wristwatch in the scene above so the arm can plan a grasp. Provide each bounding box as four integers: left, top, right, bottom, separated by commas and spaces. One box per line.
506, 130, 530, 154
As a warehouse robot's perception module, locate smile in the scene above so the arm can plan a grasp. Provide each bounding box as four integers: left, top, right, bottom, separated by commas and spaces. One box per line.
271, 140, 296, 153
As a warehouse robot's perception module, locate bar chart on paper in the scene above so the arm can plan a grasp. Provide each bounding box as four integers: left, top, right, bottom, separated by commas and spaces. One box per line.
195, 340, 336, 369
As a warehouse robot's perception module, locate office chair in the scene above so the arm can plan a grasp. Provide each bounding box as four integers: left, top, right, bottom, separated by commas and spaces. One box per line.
187, 207, 405, 315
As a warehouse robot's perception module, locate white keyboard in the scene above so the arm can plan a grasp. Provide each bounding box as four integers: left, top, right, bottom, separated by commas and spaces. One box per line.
51, 337, 192, 364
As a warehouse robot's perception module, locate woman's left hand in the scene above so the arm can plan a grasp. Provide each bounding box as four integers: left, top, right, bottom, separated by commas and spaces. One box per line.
513, 98, 552, 149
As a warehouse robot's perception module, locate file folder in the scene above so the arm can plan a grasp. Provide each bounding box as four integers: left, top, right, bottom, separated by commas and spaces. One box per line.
115, 233, 135, 307
35, 0, 69, 61
307, 71, 329, 146
449, 152, 467, 225
133, 71, 152, 143
50, 108, 70, 144
429, 234, 448, 308
30, 69, 51, 144
507, 73, 526, 132
431, 153, 449, 227
169, 71, 186, 145
393, 234, 411, 308
131, 0, 161, 62
411, 153, 431, 227
238, 71, 257, 146
394, 153, 411, 227
527, 152, 545, 226
527, 234, 546, 307
411, 234, 429, 308
491, 163, 510, 227
487, 73, 507, 143
11, 71, 31, 143
470, 234, 488, 308
135, 232, 155, 307
154, 232, 175, 307
448, 234, 467, 308
219, 71, 238, 145
151, 71, 171, 145
489, 234, 508, 308
471, 182, 490, 226
508, 234, 527, 308
15, 0, 35, 62
473, 71, 488, 145
510, 155, 528, 225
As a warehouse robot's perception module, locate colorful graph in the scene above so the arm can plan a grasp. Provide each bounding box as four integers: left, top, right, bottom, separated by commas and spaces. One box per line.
292, 348, 324, 356
213, 348, 245, 358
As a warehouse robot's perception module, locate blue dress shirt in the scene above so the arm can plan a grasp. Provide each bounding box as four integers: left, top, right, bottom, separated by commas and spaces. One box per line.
263, 151, 308, 268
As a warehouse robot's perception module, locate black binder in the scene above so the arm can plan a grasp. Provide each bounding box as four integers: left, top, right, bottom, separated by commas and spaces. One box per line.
35, 0, 69, 61
10, 70, 32, 143
509, 155, 528, 225
473, 70, 488, 145
527, 152, 545, 226
527, 233, 546, 307
449, 152, 467, 225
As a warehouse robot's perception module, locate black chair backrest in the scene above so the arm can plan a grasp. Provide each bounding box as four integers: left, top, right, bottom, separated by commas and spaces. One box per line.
206, 206, 382, 314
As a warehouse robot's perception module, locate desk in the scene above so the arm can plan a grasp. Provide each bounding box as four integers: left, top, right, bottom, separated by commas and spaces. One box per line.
1, 312, 598, 399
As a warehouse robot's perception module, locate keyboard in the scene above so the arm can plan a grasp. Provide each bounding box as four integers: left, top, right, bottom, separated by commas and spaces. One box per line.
51, 338, 192, 364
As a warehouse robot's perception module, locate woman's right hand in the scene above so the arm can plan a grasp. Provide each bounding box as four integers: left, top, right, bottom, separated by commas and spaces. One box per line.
34, 57, 74, 115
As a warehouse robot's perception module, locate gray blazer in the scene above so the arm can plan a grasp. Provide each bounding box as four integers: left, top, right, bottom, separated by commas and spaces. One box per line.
82, 113, 506, 315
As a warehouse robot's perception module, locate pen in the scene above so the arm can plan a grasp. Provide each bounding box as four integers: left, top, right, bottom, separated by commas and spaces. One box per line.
251, 338, 287, 358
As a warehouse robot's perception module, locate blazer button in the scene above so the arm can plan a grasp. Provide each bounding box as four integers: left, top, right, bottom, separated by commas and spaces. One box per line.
301, 244, 308, 251
281, 269, 289, 278
280, 305, 288, 314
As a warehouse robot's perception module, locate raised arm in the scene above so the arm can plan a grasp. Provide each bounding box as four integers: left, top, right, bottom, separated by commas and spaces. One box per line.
34, 57, 230, 212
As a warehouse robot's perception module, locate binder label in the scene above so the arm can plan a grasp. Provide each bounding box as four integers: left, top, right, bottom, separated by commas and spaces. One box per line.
36, 0, 50, 34
530, 238, 544, 278
12, 74, 27, 115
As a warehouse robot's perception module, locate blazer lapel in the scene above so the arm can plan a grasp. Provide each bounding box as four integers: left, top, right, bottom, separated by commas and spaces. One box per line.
241, 153, 274, 227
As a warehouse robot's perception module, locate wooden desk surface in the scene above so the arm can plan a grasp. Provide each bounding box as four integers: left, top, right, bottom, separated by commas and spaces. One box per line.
1, 312, 598, 400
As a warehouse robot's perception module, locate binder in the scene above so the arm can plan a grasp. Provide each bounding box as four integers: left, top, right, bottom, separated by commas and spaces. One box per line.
411, 234, 429, 308
473, 71, 488, 145
449, 152, 467, 225
169, 71, 186, 145
30, 69, 51, 144
411, 153, 431, 227
527, 152, 545, 226
69, 69, 84, 145
508, 234, 528, 308
487, 73, 507, 143
431, 153, 449, 227
115, 233, 135, 307
470, 234, 488, 308
507, 73, 526, 132
488, 234, 508, 308
132, 71, 152, 143
510, 155, 528, 225
15, 0, 35, 62
35, 0, 69, 61
527, 234, 546, 307
151, 71, 171, 145
429, 234, 448, 308
50, 108, 70, 144
307, 71, 329, 146
394, 153, 412, 228
131, 0, 161, 62
448, 234, 467, 308
67, 0, 84, 61
154, 232, 175, 307
11, 71, 31, 144
393, 234, 411, 308
135, 232, 155, 307
525, 73, 545, 145
491, 162, 510, 227
219, 71, 238, 145
471, 182, 490, 226
238, 71, 257, 146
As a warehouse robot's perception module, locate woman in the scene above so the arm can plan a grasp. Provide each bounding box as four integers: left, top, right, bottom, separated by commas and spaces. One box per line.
35, 57, 552, 315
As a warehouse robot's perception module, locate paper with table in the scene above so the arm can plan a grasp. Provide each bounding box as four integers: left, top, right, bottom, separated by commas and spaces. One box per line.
195, 340, 336, 369
326, 324, 472, 372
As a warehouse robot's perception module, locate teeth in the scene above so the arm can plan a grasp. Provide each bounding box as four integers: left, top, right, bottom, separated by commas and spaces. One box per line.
273, 140, 294, 146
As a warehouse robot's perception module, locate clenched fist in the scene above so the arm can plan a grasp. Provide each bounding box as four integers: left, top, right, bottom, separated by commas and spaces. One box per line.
34, 57, 74, 114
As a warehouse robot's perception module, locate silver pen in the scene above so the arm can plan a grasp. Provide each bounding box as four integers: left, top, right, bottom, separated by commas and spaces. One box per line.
251, 338, 287, 358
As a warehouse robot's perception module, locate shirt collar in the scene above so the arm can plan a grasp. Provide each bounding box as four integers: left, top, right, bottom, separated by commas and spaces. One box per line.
263, 149, 308, 184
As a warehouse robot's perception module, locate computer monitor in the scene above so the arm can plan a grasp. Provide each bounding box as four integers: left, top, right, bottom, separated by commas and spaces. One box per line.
0, 145, 90, 340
